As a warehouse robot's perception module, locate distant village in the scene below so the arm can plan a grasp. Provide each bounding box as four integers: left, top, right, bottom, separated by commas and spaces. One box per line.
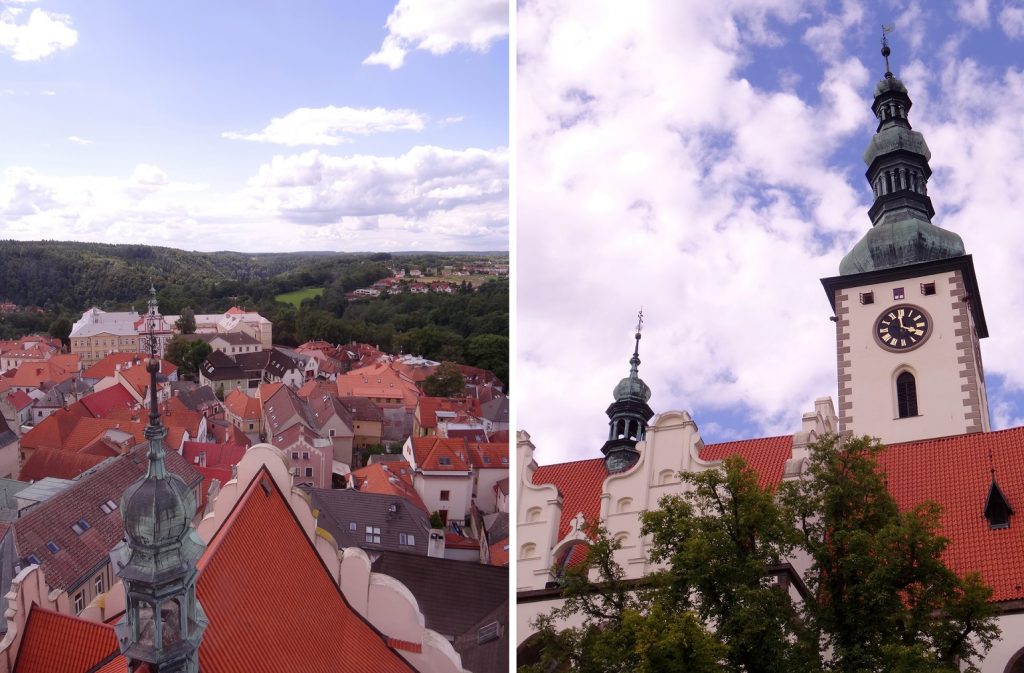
0, 289, 509, 672
347, 260, 510, 299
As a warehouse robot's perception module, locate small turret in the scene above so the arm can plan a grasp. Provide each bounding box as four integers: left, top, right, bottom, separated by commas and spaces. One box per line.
601, 311, 655, 473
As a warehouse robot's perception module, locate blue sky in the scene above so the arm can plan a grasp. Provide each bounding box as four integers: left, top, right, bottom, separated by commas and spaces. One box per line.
517, 0, 1024, 462
0, 0, 508, 252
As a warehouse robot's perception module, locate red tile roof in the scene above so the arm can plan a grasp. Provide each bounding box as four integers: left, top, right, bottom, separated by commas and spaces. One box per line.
878, 427, 1024, 603
79, 384, 137, 418
182, 441, 247, 470
224, 388, 261, 420
5, 390, 33, 412
13, 606, 124, 673
81, 352, 147, 380
18, 446, 109, 482
532, 458, 607, 540
416, 396, 482, 429
350, 462, 427, 512
20, 411, 146, 454
196, 467, 416, 672
411, 436, 471, 471
468, 441, 509, 469
699, 435, 793, 490
489, 540, 509, 566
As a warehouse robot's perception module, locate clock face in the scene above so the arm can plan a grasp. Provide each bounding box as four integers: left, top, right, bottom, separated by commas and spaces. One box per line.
875, 305, 930, 351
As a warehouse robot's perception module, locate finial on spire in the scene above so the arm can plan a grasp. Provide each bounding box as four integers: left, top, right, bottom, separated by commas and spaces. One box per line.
881, 24, 895, 78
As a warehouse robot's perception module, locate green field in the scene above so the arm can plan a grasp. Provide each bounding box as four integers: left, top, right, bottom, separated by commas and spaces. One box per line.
275, 287, 324, 307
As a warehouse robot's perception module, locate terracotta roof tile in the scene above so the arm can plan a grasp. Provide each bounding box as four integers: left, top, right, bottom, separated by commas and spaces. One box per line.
699, 435, 793, 490
196, 467, 416, 672
532, 458, 607, 539
468, 441, 509, 469
878, 427, 1024, 603
79, 384, 137, 418
411, 436, 472, 472
14, 606, 121, 673
350, 462, 427, 512
18, 447, 109, 482
416, 396, 482, 429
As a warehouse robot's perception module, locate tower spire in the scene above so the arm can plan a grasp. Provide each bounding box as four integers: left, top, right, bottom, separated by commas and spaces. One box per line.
838, 31, 966, 275
600, 310, 655, 473
116, 287, 207, 672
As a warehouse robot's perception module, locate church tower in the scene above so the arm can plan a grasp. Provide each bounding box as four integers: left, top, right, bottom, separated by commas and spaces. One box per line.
601, 313, 655, 472
116, 310, 208, 671
822, 36, 990, 444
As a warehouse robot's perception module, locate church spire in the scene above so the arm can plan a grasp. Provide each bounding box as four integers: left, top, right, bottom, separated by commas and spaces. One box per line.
839, 29, 966, 275
601, 310, 655, 473
116, 303, 207, 672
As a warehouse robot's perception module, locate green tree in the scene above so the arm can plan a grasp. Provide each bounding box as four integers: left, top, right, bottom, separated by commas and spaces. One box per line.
464, 333, 508, 387
48, 316, 73, 348
520, 521, 725, 673
778, 434, 999, 672
164, 334, 211, 380
175, 307, 197, 334
421, 361, 466, 397
642, 455, 821, 673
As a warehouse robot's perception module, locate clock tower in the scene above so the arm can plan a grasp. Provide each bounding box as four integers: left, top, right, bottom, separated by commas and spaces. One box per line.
821, 40, 991, 444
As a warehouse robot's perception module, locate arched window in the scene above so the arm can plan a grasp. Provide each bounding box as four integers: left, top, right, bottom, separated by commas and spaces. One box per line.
520, 543, 536, 559
658, 469, 675, 485
526, 507, 542, 523
616, 497, 633, 513
896, 371, 918, 418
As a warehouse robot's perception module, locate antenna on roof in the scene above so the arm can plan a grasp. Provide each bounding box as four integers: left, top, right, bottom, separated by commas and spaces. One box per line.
881, 24, 895, 78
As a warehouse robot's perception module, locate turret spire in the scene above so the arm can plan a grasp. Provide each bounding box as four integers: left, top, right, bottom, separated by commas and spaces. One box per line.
601, 310, 655, 473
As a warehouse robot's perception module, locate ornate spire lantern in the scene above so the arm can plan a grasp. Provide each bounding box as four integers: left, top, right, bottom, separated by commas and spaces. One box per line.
600, 310, 655, 473
116, 305, 207, 672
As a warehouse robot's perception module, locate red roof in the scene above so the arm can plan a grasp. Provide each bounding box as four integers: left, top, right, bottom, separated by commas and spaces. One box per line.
350, 462, 427, 512
6, 390, 33, 412
489, 540, 509, 566
14, 606, 125, 673
196, 467, 416, 672
81, 352, 146, 380
411, 436, 471, 471
79, 384, 137, 418
878, 427, 1024, 603
699, 435, 793, 490
532, 458, 607, 540
20, 411, 146, 454
18, 446, 108, 481
468, 441, 509, 469
416, 397, 482, 429
182, 441, 247, 469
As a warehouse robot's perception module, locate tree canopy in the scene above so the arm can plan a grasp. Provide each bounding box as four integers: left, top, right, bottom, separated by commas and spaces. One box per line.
522, 434, 1000, 673
422, 361, 466, 397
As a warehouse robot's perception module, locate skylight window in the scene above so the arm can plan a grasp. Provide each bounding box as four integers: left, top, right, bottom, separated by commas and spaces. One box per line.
26, 554, 40, 565
100, 500, 118, 514
46, 541, 60, 554
71, 519, 91, 535
438, 456, 452, 466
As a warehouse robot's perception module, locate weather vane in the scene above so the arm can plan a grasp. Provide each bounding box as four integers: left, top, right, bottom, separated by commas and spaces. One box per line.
881, 24, 895, 78
635, 307, 644, 336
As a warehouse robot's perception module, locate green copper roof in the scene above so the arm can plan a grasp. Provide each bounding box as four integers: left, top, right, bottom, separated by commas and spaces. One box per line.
839, 216, 965, 275
613, 332, 651, 404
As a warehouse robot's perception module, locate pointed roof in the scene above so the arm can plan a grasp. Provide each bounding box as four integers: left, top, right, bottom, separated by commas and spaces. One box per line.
410, 436, 472, 472
13, 606, 126, 673
195, 467, 416, 672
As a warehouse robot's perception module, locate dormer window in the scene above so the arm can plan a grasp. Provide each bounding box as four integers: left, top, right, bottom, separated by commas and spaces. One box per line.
984, 479, 1013, 529
860, 291, 874, 305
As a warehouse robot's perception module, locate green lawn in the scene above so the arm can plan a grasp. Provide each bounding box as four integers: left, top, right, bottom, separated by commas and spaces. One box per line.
275, 287, 324, 307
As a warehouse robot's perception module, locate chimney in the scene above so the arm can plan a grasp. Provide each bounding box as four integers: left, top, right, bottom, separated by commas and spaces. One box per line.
427, 528, 445, 559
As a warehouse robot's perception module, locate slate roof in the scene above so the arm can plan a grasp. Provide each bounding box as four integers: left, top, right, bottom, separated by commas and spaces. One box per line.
10, 446, 201, 592
370, 550, 508, 639
480, 396, 509, 424
234, 348, 298, 380
0, 416, 17, 450
200, 350, 246, 381
451, 599, 509, 673
174, 384, 219, 413
309, 487, 431, 555
339, 396, 384, 422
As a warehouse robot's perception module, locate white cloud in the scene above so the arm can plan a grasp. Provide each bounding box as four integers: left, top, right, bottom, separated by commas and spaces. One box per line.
364, 0, 507, 69
998, 4, 1024, 38
40, 89, 54, 95
516, 0, 1024, 463
956, 0, 990, 27
66, 135, 92, 145
223, 106, 426, 146
0, 7, 77, 61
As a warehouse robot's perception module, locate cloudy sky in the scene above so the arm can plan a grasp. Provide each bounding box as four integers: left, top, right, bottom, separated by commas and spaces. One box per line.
517, 0, 1024, 463
0, 0, 508, 252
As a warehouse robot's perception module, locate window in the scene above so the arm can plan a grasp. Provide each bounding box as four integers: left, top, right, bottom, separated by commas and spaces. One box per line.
46, 541, 60, 554
399, 533, 415, 546
896, 371, 918, 418
349, 522, 357, 532
26, 554, 40, 566
305, 467, 313, 477
329, 428, 336, 437
71, 519, 91, 535
438, 456, 452, 466
365, 526, 381, 544
100, 500, 118, 514
893, 287, 905, 300
520, 543, 536, 559
440, 490, 450, 502
302, 452, 309, 460
859, 291, 874, 305
921, 282, 936, 296
95, 575, 104, 594
291, 452, 299, 460
74, 591, 85, 614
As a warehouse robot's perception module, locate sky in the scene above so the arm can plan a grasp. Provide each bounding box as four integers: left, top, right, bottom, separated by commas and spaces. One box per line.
517, 0, 1024, 464
0, 0, 508, 252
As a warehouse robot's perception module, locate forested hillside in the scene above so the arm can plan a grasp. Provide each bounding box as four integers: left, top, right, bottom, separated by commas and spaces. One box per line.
0, 240, 508, 384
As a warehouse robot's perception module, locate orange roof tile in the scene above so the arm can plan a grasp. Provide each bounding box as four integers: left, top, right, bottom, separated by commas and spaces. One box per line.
79, 384, 137, 418
350, 462, 427, 512
489, 539, 509, 566
14, 606, 122, 673
411, 436, 472, 471
699, 435, 793, 490
224, 388, 261, 420
81, 353, 148, 380
468, 441, 509, 469
20, 411, 145, 454
18, 446, 109, 481
532, 458, 607, 540
9, 360, 74, 389
196, 467, 416, 672
416, 396, 482, 429
878, 427, 1024, 603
